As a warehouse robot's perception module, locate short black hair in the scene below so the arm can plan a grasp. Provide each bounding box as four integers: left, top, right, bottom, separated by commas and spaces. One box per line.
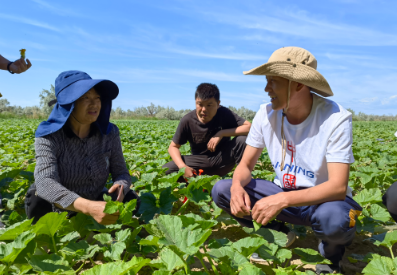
195, 83, 220, 102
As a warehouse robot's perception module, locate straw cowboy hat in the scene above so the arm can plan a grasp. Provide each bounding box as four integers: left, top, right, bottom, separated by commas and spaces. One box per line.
243, 46, 333, 97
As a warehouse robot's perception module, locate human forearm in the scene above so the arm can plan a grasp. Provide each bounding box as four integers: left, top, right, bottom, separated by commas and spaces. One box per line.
55, 197, 90, 214
168, 145, 186, 169
0, 55, 10, 70
217, 121, 251, 137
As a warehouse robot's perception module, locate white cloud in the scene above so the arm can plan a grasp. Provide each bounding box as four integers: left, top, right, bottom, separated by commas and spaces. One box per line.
32, 0, 82, 17
359, 97, 378, 103
0, 13, 60, 32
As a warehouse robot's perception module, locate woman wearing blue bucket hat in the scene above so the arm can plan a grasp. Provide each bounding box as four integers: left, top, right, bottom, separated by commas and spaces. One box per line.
24, 70, 140, 224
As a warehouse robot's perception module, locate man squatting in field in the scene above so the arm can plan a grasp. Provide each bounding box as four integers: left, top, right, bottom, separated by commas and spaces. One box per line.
211, 47, 363, 274
162, 83, 251, 179
24, 70, 140, 224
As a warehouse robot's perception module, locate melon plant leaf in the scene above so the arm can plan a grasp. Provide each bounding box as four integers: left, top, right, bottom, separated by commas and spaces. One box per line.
208, 246, 248, 270
93, 233, 113, 245
34, 212, 68, 237
151, 215, 212, 255
370, 204, 391, 222
80, 257, 150, 275
353, 188, 382, 205
104, 242, 126, 261
179, 213, 217, 230
231, 237, 267, 257
253, 220, 261, 232
138, 188, 177, 223
244, 227, 287, 247
239, 263, 266, 274
368, 231, 397, 248
151, 247, 186, 272
0, 219, 33, 241
256, 243, 279, 263
293, 248, 331, 265
29, 253, 72, 273
0, 231, 36, 264
362, 254, 396, 275
276, 248, 293, 263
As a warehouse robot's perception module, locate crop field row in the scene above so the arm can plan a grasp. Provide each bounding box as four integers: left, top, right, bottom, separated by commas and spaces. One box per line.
0, 119, 397, 274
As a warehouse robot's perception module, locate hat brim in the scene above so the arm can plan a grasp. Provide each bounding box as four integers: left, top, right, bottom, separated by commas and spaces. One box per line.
57, 79, 119, 105
243, 61, 333, 97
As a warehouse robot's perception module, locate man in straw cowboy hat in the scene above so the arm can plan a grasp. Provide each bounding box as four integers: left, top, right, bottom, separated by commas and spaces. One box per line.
211, 47, 362, 274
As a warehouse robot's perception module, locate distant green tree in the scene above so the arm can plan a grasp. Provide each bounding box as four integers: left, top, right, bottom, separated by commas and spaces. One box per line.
39, 85, 56, 115
0, 98, 10, 113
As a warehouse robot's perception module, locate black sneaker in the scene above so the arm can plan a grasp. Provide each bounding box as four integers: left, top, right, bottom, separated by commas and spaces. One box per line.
316, 261, 343, 274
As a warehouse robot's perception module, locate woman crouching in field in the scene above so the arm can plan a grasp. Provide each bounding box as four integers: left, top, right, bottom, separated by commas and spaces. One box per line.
25, 70, 140, 224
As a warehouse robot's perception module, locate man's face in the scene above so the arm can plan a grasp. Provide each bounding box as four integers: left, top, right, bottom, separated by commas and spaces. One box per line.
72, 88, 102, 124
195, 97, 220, 123
265, 76, 290, 111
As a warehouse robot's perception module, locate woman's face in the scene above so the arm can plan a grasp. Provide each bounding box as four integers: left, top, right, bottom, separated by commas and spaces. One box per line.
72, 88, 101, 124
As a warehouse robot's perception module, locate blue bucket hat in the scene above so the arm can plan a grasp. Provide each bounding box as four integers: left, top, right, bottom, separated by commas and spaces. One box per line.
35, 70, 119, 138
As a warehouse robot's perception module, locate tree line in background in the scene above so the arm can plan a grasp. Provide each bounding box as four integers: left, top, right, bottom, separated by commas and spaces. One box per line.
0, 85, 397, 121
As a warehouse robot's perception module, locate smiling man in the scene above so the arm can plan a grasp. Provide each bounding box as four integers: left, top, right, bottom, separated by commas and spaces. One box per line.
211, 47, 362, 274
163, 83, 251, 179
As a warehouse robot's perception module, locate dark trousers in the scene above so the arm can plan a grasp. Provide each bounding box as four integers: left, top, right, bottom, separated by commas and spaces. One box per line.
163, 135, 247, 177
25, 183, 140, 223
383, 181, 397, 222
211, 179, 363, 264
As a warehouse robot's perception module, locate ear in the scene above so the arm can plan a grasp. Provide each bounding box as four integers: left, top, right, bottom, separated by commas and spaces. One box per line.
217, 100, 221, 107
295, 82, 306, 93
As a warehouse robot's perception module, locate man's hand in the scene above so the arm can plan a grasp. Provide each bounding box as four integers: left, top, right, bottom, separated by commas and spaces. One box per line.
207, 133, 223, 152
230, 185, 251, 218
251, 193, 287, 225
9, 57, 32, 74
86, 201, 120, 225
182, 166, 197, 178
109, 184, 124, 202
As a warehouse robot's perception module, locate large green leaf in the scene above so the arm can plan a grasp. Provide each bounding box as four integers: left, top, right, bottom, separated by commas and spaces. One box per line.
353, 188, 383, 205
0, 219, 33, 241
152, 215, 212, 255
138, 188, 177, 223
293, 248, 331, 265
369, 231, 397, 248
104, 242, 126, 261
151, 247, 186, 272
0, 231, 36, 264
80, 257, 150, 275
231, 237, 267, 257
34, 212, 68, 237
370, 204, 391, 222
29, 254, 72, 273
362, 254, 396, 275
244, 227, 288, 247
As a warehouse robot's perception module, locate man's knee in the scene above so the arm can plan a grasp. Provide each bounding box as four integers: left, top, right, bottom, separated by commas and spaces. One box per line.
211, 179, 232, 206
162, 161, 178, 175
311, 202, 356, 243
383, 182, 397, 219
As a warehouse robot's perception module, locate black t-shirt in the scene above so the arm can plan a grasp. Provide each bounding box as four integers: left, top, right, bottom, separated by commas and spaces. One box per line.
173, 106, 246, 155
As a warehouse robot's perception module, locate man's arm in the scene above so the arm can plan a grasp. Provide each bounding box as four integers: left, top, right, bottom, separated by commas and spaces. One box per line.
0, 55, 10, 70
208, 120, 251, 152
168, 141, 196, 178
251, 162, 350, 225
0, 54, 32, 73
230, 145, 263, 217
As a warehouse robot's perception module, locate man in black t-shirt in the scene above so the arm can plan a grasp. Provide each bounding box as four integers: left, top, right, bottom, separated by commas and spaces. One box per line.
163, 83, 251, 179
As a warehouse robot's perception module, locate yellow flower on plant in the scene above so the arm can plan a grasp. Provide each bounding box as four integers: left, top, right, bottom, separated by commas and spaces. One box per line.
20, 49, 26, 58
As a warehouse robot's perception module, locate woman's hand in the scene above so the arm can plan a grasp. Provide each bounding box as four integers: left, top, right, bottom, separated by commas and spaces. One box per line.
9, 57, 32, 74
109, 184, 124, 202
86, 201, 120, 225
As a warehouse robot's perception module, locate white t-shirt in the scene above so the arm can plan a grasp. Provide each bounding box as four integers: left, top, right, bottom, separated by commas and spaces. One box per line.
247, 93, 354, 197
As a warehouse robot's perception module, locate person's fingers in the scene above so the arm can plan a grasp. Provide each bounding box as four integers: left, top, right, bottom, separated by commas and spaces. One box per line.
243, 192, 251, 212
116, 187, 123, 202
108, 184, 119, 193
26, 59, 32, 69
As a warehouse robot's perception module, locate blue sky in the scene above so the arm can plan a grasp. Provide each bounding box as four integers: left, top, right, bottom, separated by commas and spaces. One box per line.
1, 0, 397, 115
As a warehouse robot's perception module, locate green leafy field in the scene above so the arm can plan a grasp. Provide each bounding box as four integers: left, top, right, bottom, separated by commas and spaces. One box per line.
0, 119, 396, 275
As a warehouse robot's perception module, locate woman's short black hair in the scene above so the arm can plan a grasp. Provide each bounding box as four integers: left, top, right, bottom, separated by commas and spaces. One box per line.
195, 83, 220, 102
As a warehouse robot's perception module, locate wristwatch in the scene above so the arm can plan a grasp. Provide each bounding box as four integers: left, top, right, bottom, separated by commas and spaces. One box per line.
7, 62, 14, 74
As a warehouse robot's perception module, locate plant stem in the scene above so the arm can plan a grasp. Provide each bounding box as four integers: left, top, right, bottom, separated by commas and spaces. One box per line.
51, 235, 58, 253
123, 251, 130, 262
196, 253, 211, 274
202, 246, 220, 275
389, 246, 395, 259
176, 199, 189, 215
89, 257, 96, 267
75, 261, 86, 273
